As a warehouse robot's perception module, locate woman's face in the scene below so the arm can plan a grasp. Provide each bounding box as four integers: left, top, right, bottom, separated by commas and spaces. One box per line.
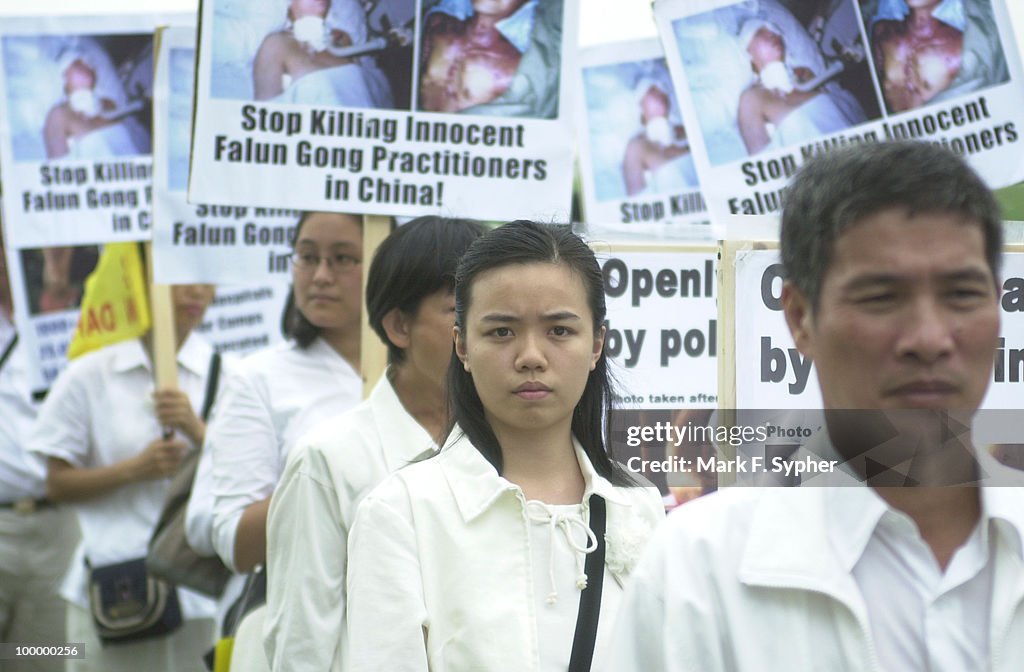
172, 284, 215, 337
455, 262, 604, 441
292, 212, 362, 340
64, 59, 96, 93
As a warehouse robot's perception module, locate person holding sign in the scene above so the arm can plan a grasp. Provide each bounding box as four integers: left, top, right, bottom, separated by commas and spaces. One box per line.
29, 281, 220, 671
264, 216, 486, 671
737, 19, 865, 155
252, 0, 393, 107
608, 141, 1024, 671
345, 221, 664, 671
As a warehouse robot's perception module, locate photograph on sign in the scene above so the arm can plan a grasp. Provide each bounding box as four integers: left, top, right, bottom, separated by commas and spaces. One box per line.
189, 0, 577, 220
576, 39, 712, 242
654, 0, 1024, 231
418, 0, 563, 118
208, 0, 404, 108
152, 26, 305, 285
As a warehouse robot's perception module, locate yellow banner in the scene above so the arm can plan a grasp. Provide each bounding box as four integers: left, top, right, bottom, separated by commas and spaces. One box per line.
66, 243, 150, 359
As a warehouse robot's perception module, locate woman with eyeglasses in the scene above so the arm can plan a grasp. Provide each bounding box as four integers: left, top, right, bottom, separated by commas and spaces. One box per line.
185, 210, 363, 670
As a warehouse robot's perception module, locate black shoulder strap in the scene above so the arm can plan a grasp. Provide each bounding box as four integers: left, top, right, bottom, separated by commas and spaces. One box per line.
568, 494, 606, 672
199, 352, 221, 422
0, 333, 18, 375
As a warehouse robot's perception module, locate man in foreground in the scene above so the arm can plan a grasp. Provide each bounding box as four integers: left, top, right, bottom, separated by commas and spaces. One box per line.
608, 141, 1024, 671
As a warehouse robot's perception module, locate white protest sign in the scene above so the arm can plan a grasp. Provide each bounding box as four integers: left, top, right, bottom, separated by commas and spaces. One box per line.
152, 26, 300, 285
731, 246, 1024, 410
599, 248, 718, 409
655, 0, 1024, 233
194, 284, 289, 357
576, 38, 712, 242
188, 0, 577, 221
0, 12, 187, 248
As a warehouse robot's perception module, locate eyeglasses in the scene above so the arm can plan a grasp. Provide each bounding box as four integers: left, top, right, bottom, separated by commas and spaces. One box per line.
289, 252, 361, 272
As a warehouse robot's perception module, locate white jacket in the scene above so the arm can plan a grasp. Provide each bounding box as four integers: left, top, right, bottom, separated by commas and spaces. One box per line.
608, 478, 1024, 672
265, 373, 437, 671
345, 429, 665, 671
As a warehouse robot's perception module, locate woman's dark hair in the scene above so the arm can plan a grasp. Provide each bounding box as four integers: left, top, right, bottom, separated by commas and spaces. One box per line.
445, 220, 634, 486
367, 216, 487, 365
280, 211, 361, 348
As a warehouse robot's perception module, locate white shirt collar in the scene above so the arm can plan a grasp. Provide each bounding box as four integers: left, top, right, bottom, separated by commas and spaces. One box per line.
109, 333, 212, 377
438, 426, 630, 523
824, 446, 1024, 571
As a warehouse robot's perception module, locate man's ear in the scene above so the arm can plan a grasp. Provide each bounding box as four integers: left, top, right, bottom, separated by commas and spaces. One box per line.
782, 281, 814, 360
454, 326, 470, 372
381, 308, 411, 351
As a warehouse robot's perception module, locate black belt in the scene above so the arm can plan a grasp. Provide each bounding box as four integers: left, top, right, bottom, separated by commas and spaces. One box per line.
0, 497, 52, 514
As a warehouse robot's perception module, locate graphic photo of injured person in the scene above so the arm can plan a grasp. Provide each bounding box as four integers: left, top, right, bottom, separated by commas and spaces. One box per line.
862, 0, 1009, 114
418, 0, 563, 118
210, 0, 411, 108
1, 34, 152, 162
670, 0, 881, 165
580, 54, 698, 201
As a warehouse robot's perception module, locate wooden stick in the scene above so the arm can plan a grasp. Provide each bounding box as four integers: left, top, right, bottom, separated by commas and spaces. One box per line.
145, 242, 178, 390
360, 215, 392, 399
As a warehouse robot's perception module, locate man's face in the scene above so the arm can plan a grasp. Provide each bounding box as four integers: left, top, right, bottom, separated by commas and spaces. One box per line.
783, 208, 1000, 414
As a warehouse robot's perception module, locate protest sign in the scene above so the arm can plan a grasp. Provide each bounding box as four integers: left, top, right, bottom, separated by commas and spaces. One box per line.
598, 247, 718, 409
727, 245, 1024, 411
0, 12, 187, 248
655, 0, 1024, 233
576, 38, 712, 242
152, 25, 300, 285
188, 0, 578, 221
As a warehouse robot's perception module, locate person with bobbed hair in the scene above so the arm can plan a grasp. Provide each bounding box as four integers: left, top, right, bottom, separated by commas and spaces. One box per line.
345, 220, 664, 671
264, 216, 486, 671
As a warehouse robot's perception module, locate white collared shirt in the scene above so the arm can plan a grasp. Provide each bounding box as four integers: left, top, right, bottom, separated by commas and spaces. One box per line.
826, 486, 1017, 672
28, 335, 218, 618
0, 317, 46, 501
264, 373, 437, 672
608, 462, 1024, 672
345, 428, 665, 672
197, 337, 361, 569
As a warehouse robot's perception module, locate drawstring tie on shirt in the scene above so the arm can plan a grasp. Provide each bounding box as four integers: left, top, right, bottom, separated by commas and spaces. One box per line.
525, 500, 598, 606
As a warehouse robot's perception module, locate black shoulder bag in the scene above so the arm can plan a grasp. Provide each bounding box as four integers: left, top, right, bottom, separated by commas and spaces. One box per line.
568, 494, 607, 672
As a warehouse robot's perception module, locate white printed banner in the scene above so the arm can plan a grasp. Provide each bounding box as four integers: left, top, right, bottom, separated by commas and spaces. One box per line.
732, 247, 1024, 410
599, 249, 718, 409
655, 0, 1024, 232
0, 12, 187, 248
576, 38, 712, 242
188, 0, 578, 221
152, 25, 300, 285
